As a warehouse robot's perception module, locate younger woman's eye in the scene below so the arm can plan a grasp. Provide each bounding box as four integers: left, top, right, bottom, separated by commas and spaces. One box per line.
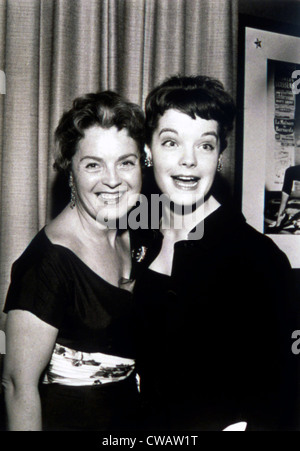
201, 143, 215, 151
162, 140, 178, 148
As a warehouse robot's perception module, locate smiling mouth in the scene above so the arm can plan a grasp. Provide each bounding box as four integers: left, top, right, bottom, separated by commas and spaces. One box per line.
171, 176, 200, 191
97, 192, 126, 205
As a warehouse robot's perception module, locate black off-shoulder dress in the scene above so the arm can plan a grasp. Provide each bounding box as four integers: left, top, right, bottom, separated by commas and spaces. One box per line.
3, 228, 141, 431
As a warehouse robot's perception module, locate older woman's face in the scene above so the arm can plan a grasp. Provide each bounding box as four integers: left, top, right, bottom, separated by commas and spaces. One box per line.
71, 126, 142, 223
149, 109, 220, 206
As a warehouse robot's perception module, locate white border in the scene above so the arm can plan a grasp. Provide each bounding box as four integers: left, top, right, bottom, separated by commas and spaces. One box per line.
243, 26, 300, 268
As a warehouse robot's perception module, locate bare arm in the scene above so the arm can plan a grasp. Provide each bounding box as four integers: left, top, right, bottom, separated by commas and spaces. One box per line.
276, 191, 289, 227
2, 310, 58, 431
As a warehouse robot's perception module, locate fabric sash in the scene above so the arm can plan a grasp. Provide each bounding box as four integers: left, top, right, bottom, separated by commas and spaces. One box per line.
43, 343, 135, 387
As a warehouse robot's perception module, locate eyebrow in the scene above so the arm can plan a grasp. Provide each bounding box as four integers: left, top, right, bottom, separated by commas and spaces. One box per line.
201, 132, 218, 139
159, 129, 218, 139
159, 128, 178, 137
80, 153, 139, 163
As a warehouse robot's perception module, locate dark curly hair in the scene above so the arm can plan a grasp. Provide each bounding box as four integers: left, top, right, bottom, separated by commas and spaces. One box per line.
54, 91, 145, 173
145, 75, 236, 152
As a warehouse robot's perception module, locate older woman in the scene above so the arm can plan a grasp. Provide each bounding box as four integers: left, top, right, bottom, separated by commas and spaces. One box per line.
134, 76, 296, 431
2, 91, 145, 431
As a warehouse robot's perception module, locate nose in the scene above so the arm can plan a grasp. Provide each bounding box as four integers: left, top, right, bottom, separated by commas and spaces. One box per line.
102, 166, 122, 189
179, 146, 197, 168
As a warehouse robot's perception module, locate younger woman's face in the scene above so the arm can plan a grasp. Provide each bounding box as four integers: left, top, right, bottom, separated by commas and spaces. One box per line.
149, 109, 220, 206
71, 125, 142, 223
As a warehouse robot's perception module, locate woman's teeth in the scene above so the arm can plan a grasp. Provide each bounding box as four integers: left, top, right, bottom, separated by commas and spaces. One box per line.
98, 192, 124, 204
172, 176, 200, 190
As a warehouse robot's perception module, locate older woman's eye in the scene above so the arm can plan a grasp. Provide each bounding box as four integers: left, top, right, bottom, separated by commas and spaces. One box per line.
85, 162, 101, 170
119, 160, 136, 168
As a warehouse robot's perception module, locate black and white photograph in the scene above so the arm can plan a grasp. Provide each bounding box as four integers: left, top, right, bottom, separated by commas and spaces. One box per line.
0, 0, 300, 434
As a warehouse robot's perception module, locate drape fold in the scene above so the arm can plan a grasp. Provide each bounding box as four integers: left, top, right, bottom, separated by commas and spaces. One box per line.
0, 0, 238, 324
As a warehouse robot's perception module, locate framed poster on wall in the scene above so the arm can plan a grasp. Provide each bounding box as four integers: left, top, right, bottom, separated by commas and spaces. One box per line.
239, 16, 300, 268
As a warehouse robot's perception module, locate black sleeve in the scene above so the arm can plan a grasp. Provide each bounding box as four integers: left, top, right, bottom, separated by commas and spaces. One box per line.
282, 166, 300, 195
272, 250, 299, 431
282, 167, 294, 195
243, 238, 298, 430
4, 250, 68, 330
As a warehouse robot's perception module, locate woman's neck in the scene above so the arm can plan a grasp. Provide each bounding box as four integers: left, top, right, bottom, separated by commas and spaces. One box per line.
54, 204, 120, 249
78, 205, 120, 246
161, 195, 221, 242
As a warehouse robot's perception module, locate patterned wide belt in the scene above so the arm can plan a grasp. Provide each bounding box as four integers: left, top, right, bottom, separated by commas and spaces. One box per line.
43, 343, 135, 387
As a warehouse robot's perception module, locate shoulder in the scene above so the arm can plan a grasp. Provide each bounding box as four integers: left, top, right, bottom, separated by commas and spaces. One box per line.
13, 206, 78, 275
10, 228, 69, 282
284, 165, 300, 182
44, 206, 77, 249
214, 204, 291, 270
285, 166, 294, 176
5, 229, 71, 327
13, 228, 56, 263
287, 165, 300, 174
235, 219, 291, 270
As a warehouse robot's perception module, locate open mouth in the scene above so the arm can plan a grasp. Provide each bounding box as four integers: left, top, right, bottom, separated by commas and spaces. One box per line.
171, 175, 200, 190
97, 192, 126, 205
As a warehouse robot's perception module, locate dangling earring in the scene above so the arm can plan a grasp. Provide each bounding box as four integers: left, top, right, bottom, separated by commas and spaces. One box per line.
217, 155, 223, 173
144, 146, 153, 168
144, 156, 153, 168
69, 173, 76, 209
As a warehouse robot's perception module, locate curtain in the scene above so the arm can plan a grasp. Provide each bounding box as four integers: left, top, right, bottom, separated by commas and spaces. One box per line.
0, 0, 238, 324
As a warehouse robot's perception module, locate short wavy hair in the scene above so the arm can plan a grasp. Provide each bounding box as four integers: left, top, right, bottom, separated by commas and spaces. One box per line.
145, 75, 236, 152
54, 91, 145, 173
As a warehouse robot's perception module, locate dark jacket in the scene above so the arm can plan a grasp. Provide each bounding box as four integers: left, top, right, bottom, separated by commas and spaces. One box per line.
134, 204, 297, 431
